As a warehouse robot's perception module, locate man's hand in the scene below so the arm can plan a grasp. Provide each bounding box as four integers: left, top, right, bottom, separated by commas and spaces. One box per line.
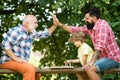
52, 14, 58, 26
52, 14, 63, 27
5, 49, 27, 63
52, 13, 72, 33
14, 57, 27, 63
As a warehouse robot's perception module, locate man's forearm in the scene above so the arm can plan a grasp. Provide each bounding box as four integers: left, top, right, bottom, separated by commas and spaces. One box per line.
4, 49, 27, 63
92, 50, 101, 61
58, 23, 72, 33
4, 49, 18, 61
48, 25, 57, 35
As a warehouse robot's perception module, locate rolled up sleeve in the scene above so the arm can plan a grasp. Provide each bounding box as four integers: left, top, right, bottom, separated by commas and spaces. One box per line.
33, 29, 50, 39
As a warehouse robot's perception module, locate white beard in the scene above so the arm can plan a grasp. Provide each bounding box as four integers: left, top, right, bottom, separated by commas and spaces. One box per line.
28, 25, 36, 33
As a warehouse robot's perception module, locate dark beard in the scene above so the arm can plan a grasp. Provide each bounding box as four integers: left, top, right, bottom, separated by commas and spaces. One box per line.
86, 22, 94, 30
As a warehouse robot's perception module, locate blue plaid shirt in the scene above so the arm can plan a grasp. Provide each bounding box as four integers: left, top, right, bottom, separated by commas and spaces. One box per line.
0, 25, 50, 64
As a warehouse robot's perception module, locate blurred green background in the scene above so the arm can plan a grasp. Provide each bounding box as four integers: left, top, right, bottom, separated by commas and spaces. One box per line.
0, 0, 120, 80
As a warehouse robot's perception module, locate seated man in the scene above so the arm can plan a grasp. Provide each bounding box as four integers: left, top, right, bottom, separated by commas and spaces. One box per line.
0, 14, 57, 80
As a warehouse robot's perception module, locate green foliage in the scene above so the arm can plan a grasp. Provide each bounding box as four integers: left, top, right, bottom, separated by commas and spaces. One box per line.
0, 0, 120, 79
0, 74, 22, 80
101, 74, 120, 80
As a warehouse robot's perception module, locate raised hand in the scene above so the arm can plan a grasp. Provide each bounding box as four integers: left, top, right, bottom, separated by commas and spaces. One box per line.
52, 14, 58, 26
52, 14, 62, 26
52, 14, 71, 33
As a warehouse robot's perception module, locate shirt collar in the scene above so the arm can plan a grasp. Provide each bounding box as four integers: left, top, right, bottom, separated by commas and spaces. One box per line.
20, 25, 29, 34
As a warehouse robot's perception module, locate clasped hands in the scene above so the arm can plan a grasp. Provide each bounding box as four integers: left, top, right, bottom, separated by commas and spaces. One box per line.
52, 14, 63, 27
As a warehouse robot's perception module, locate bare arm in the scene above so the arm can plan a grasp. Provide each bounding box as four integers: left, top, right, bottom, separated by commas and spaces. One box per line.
88, 50, 101, 65
52, 14, 72, 33
64, 59, 80, 65
91, 50, 101, 62
58, 22, 72, 33
83, 50, 101, 70
70, 59, 80, 63
48, 14, 58, 34
48, 25, 57, 35
4, 49, 27, 63
82, 55, 88, 66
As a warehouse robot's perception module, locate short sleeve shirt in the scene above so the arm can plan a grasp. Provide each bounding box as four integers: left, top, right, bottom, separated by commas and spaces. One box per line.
77, 43, 94, 65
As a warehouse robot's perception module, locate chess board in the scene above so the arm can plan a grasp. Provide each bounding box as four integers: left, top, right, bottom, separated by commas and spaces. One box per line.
50, 66, 74, 69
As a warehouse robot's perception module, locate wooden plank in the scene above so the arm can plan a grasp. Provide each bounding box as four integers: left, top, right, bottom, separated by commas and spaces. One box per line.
36, 68, 85, 74
104, 68, 120, 74
0, 69, 17, 74
0, 68, 120, 74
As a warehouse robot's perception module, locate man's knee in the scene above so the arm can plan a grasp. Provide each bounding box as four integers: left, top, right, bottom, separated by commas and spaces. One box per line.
85, 65, 98, 73
25, 64, 36, 72
91, 65, 98, 71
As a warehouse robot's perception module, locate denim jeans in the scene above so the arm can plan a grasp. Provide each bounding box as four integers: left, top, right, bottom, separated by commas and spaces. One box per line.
94, 58, 119, 72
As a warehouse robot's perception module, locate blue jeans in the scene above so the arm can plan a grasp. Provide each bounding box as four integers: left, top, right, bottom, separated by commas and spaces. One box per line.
94, 58, 120, 72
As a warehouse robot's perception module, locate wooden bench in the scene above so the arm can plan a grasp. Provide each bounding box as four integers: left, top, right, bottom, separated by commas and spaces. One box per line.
0, 68, 120, 79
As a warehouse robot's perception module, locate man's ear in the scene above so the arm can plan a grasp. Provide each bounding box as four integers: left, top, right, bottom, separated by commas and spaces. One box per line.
25, 21, 29, 28
93, 16, 97, 20
24, 21, 30, 32
27, 21, 30, 26
92, 16, 97, 22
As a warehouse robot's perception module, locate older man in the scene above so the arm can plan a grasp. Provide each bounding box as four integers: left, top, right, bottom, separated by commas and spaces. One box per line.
0, 14, 57, 80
